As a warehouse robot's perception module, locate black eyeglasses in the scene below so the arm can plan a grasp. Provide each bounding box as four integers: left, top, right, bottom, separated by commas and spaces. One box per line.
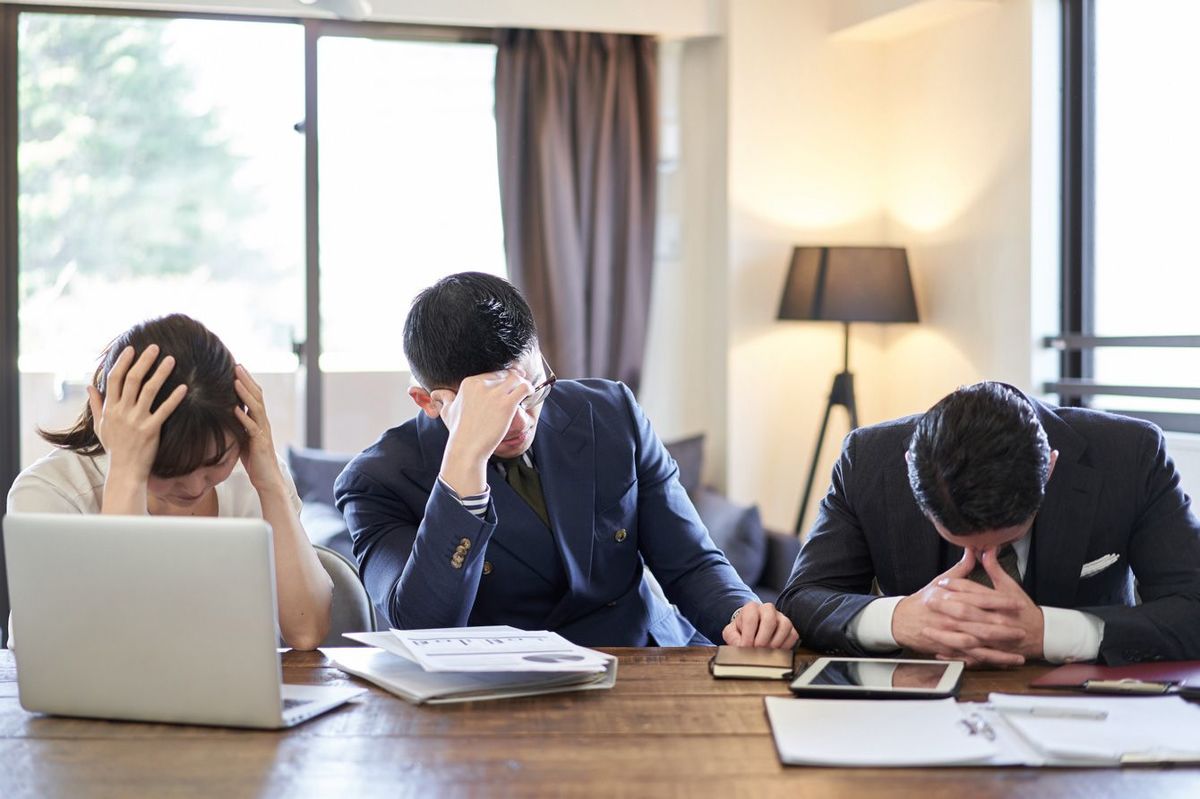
520, 355, 556, 410
426, 355, 556, 409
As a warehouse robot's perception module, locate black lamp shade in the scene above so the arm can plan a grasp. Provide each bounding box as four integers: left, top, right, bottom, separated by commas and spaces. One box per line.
777, 246, 919, 324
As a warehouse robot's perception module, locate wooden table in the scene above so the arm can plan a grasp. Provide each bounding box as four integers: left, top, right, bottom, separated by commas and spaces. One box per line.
1, 648, 1198, 798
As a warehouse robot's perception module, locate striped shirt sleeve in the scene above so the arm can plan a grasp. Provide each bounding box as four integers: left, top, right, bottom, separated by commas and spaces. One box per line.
438, 476, 490, 520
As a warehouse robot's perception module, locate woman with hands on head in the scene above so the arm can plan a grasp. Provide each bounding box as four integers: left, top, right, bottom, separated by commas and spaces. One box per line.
7, 314, 332, 650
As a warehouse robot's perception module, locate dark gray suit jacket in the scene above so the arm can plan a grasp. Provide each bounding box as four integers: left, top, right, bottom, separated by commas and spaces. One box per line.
778, 401, 1200, 665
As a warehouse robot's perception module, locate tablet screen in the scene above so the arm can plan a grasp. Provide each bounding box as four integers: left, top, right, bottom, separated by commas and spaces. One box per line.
808, 660, 950, 690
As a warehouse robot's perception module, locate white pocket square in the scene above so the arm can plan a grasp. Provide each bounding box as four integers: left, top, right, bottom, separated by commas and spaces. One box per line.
1080, 553, 1120, 578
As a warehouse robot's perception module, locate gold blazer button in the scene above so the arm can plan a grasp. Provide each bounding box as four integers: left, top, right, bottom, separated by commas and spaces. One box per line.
614, 528, 627, 543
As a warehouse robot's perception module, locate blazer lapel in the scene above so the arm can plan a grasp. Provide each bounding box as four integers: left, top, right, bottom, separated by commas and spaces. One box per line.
484, 466, 567, 589
531, 392, 596, 625
1031, 406, 1100, 607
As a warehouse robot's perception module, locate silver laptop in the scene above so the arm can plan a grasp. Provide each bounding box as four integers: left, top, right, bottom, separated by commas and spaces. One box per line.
3, 513, 364, 728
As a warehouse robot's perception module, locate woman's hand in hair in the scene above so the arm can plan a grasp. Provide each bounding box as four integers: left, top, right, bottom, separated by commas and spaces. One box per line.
235, 363, 334, 649
88, 344, 188, 483
233, 364, 285, 494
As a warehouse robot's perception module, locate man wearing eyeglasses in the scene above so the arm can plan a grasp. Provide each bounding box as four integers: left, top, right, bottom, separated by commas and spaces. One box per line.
335, 272, 797, 649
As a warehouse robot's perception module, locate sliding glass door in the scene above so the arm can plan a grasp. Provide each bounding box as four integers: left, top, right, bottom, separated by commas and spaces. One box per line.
12, 12, 508, 461
17, 13, 306, 466
315, 32, 504, 453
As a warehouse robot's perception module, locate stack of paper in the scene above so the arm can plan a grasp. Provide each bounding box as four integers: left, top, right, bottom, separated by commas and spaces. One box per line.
764, 692, 1200, 768
322, 626, 617, 704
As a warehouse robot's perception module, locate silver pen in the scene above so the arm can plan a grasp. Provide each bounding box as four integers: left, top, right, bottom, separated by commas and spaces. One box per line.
989, 704, 1109, 720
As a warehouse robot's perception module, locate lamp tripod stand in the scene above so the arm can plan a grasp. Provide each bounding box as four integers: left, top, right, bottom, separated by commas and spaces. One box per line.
795, 322, 858, 535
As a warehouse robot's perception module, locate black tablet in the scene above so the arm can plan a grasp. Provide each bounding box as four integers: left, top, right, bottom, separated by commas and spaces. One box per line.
788, 657, 965, 700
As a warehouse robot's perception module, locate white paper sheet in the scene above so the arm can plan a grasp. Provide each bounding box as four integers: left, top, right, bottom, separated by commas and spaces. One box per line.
386, 626, 610, 673
987, 693, 1200, 763
764, 696, 997, 767
765, 693, 1200, 769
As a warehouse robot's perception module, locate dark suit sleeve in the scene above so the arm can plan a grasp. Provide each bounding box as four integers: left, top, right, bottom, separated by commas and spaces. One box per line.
617, 384, 757, 642
335, 465, 496, 629
1084, 427, 1200, 664
776, 432, 882, 655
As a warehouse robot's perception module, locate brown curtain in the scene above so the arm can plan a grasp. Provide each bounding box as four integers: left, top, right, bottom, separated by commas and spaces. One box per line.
494, 30, 658, 393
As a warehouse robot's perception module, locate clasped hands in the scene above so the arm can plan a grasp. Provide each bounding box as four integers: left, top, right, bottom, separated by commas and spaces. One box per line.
892, 548, 1045, 667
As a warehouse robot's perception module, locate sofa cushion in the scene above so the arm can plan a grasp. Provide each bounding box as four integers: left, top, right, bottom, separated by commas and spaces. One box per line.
300, 501, 354, 560
288, 446, 354, 508
756, 529, 803, 602
690, 486, 768, 588
663, 434, 704, 495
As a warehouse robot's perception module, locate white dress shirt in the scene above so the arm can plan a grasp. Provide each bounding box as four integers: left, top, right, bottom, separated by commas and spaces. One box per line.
848, 534, 1105, 663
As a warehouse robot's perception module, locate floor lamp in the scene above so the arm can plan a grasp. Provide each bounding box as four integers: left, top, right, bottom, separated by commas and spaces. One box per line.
778, 246, 920, 536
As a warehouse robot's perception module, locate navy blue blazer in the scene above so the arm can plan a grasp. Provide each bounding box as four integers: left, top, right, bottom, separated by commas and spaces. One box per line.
334, 379, 756, 647
778, 401, 1200, 665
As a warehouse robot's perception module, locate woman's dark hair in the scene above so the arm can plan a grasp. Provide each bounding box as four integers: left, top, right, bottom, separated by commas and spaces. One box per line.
906, 381, 1052, 535
40, 314, 250, 478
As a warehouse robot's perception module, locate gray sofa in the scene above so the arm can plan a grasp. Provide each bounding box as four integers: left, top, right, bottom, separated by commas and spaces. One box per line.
287, 435, 800, 609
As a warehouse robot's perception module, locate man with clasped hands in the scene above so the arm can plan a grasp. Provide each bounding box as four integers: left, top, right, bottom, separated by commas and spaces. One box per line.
780, 381, 1200, 666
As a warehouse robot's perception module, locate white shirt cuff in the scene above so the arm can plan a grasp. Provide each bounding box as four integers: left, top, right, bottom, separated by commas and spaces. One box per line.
847, 596, 904, 652
1041, 606, 1104, 664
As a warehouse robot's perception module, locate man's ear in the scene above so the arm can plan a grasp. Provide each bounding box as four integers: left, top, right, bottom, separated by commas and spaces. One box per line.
1047, 449, 1060, 480
408, 386, 441, 419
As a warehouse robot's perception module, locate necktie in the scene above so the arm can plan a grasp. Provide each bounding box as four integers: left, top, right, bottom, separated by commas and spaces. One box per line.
966, 544, 1022, 589
502, 456, 551, 528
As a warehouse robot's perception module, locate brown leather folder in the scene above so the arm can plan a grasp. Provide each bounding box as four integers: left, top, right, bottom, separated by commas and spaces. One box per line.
1031, 661, 1200, 695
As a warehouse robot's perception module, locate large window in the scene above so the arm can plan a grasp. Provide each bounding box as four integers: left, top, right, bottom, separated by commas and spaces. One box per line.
18, 14, 306, 465
1054, 0, 1200, 430
317, 34, 504, 452
7, 10, 506, 467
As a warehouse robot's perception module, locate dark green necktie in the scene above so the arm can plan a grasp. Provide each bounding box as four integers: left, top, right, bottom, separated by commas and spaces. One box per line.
502, 457, 551, 528
967, 544, 1022, 589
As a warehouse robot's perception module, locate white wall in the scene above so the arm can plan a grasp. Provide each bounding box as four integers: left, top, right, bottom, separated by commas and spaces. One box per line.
640, 36, 731, 486
877, 0, 1047, 413
718, 0, 1061, 533
724, 0, 889, 531
1170, 435, 1200, 506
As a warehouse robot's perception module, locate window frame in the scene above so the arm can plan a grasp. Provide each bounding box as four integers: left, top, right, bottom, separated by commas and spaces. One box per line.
1050, 0, 1200, 434
0, 3, 495, 483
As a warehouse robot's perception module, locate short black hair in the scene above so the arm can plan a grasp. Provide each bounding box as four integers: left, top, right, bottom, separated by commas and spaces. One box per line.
403, 272, 538, 389
906, 381, 1052, 535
